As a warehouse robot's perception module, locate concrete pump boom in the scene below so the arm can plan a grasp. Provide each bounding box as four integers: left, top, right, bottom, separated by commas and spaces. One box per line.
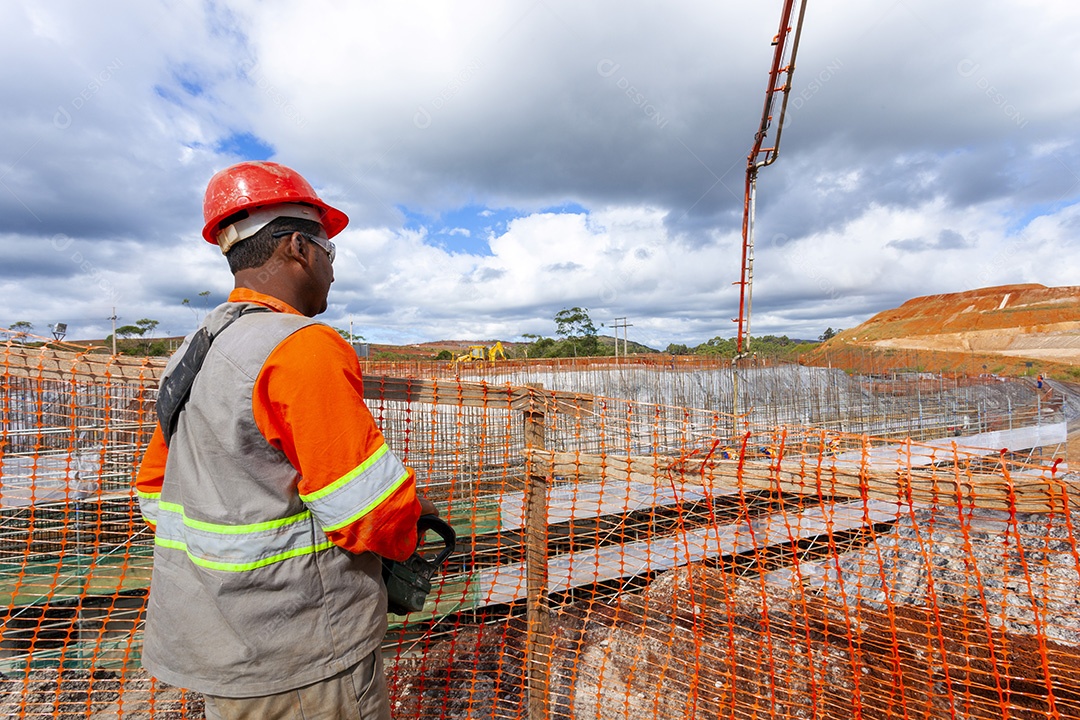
733, 0, 809, 359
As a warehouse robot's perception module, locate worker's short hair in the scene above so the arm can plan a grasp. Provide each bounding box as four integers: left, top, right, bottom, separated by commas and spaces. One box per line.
226, 216, 325, 274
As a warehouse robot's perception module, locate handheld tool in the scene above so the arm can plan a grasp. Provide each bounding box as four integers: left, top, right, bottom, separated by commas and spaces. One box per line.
382, 514, 456, 615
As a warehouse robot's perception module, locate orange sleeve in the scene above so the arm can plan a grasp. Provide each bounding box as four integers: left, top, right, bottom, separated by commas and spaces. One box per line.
252, 324, 421, 560
135, 424, 168, 530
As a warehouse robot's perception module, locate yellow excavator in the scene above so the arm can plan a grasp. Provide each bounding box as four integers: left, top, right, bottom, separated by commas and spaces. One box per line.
454, 341, 506, 364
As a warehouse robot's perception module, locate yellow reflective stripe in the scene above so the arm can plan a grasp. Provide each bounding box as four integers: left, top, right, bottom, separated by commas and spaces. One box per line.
300, 443, 390, 503
321, 467, 411, 533
137, 489, 160, 500
138, 492, 160, 528
156, 537, 336, 572
158, 500, 311, 534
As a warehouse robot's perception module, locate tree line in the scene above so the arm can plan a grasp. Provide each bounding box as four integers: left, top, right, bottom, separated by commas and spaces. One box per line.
516, 309, 839, 360
5, 306, 841, 362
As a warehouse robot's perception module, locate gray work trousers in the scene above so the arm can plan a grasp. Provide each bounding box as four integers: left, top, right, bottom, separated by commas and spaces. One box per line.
202, 650, 391, 720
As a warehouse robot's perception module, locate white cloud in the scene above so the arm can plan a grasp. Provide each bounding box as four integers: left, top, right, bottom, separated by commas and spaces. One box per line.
0, 0, 1077, 347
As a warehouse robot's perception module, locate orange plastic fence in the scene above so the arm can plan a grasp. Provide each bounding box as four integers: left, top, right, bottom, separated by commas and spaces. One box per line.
1, 339, 1076, 719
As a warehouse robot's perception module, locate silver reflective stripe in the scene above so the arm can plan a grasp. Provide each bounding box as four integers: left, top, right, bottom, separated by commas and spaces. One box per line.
300, 443, 411, 532
154, 501, 333, 572
138, 491, 160, 526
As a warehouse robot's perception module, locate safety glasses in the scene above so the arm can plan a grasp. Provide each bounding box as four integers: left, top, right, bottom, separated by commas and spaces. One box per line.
272, 230, 336, 264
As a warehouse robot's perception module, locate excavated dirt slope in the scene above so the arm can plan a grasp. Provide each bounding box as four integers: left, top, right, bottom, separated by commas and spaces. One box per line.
806, 284, 1079, 377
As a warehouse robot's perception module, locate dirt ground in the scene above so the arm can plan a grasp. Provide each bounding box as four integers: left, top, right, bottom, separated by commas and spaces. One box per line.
805, 284, 1080, 377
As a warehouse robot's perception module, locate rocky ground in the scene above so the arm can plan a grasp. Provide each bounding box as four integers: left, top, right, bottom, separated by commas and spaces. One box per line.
0, 669, 201, 719
387, 505, 1080, 720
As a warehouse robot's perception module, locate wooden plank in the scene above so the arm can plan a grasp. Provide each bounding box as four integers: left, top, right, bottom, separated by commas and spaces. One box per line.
523, 393, 551, 720
526, 449, 1079, 514
0, 346, 164, 383
361, 375, 515, 409
362, 375, 593, 412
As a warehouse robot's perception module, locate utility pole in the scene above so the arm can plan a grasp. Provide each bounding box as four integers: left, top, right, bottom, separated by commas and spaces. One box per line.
110, 308, 117, 356
613, 317, 633, 360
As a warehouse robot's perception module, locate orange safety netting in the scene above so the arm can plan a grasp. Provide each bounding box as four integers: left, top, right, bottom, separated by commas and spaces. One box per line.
1, 338, 1076, 719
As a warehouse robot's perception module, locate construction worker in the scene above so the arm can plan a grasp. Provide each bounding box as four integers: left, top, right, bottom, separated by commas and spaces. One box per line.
136, 161, 435, 719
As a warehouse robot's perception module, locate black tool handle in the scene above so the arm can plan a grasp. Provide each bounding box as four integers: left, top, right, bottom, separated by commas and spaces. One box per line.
416, 514, 456, 569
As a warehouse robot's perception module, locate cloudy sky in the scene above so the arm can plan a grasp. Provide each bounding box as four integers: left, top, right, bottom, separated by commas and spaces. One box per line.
1, 1, 1077, 348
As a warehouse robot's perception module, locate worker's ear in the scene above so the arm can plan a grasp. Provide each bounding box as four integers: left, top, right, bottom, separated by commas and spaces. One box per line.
280, 232, 310, 266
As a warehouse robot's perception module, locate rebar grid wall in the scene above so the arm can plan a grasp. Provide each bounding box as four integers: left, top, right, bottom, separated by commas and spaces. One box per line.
1, 341, 1076, 719
370, 357, 1062, 444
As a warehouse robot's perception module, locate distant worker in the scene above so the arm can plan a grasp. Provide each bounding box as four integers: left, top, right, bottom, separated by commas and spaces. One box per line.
1036, 372, 1054, 400
136, 161, 436, 719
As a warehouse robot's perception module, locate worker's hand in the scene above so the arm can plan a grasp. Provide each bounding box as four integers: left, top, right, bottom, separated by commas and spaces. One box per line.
418, 496, 439, 517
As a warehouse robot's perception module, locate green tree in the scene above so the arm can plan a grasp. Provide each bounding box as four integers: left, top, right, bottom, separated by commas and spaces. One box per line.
10, 320, 33, 334
334, 328, 366, 343
819, 327, 839, 341
555, 307, 596, 339
554, 307, 599, 356
520, 334, 556, 358
111, 324, 151, 356
695, 336, 737, 356
665, 343, 691, 355
534, 337, 557, 356
136, 318, 159, 337
689, 334, 810, 359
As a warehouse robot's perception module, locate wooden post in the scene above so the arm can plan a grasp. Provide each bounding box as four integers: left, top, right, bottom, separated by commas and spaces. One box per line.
523, 383, 551, 720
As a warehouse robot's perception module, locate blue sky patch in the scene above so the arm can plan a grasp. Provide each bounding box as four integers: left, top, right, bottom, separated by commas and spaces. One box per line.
171, 63, 205, 97
153, 84, 179, 104
178, 76, 204, 97
398, 202, 589, 255
215, 132, 275, 161
153, 64, 205, 105
540, 201, 588, 216
1005, 198, 1079, 235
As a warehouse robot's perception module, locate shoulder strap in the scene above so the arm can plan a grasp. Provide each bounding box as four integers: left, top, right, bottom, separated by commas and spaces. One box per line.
156, 307, 272, 447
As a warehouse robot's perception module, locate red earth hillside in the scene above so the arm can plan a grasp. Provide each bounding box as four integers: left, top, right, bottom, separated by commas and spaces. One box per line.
804, 284, 1080, 377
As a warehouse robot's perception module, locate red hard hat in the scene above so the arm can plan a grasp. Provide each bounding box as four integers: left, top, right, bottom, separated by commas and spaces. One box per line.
202, 161, 349, 248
